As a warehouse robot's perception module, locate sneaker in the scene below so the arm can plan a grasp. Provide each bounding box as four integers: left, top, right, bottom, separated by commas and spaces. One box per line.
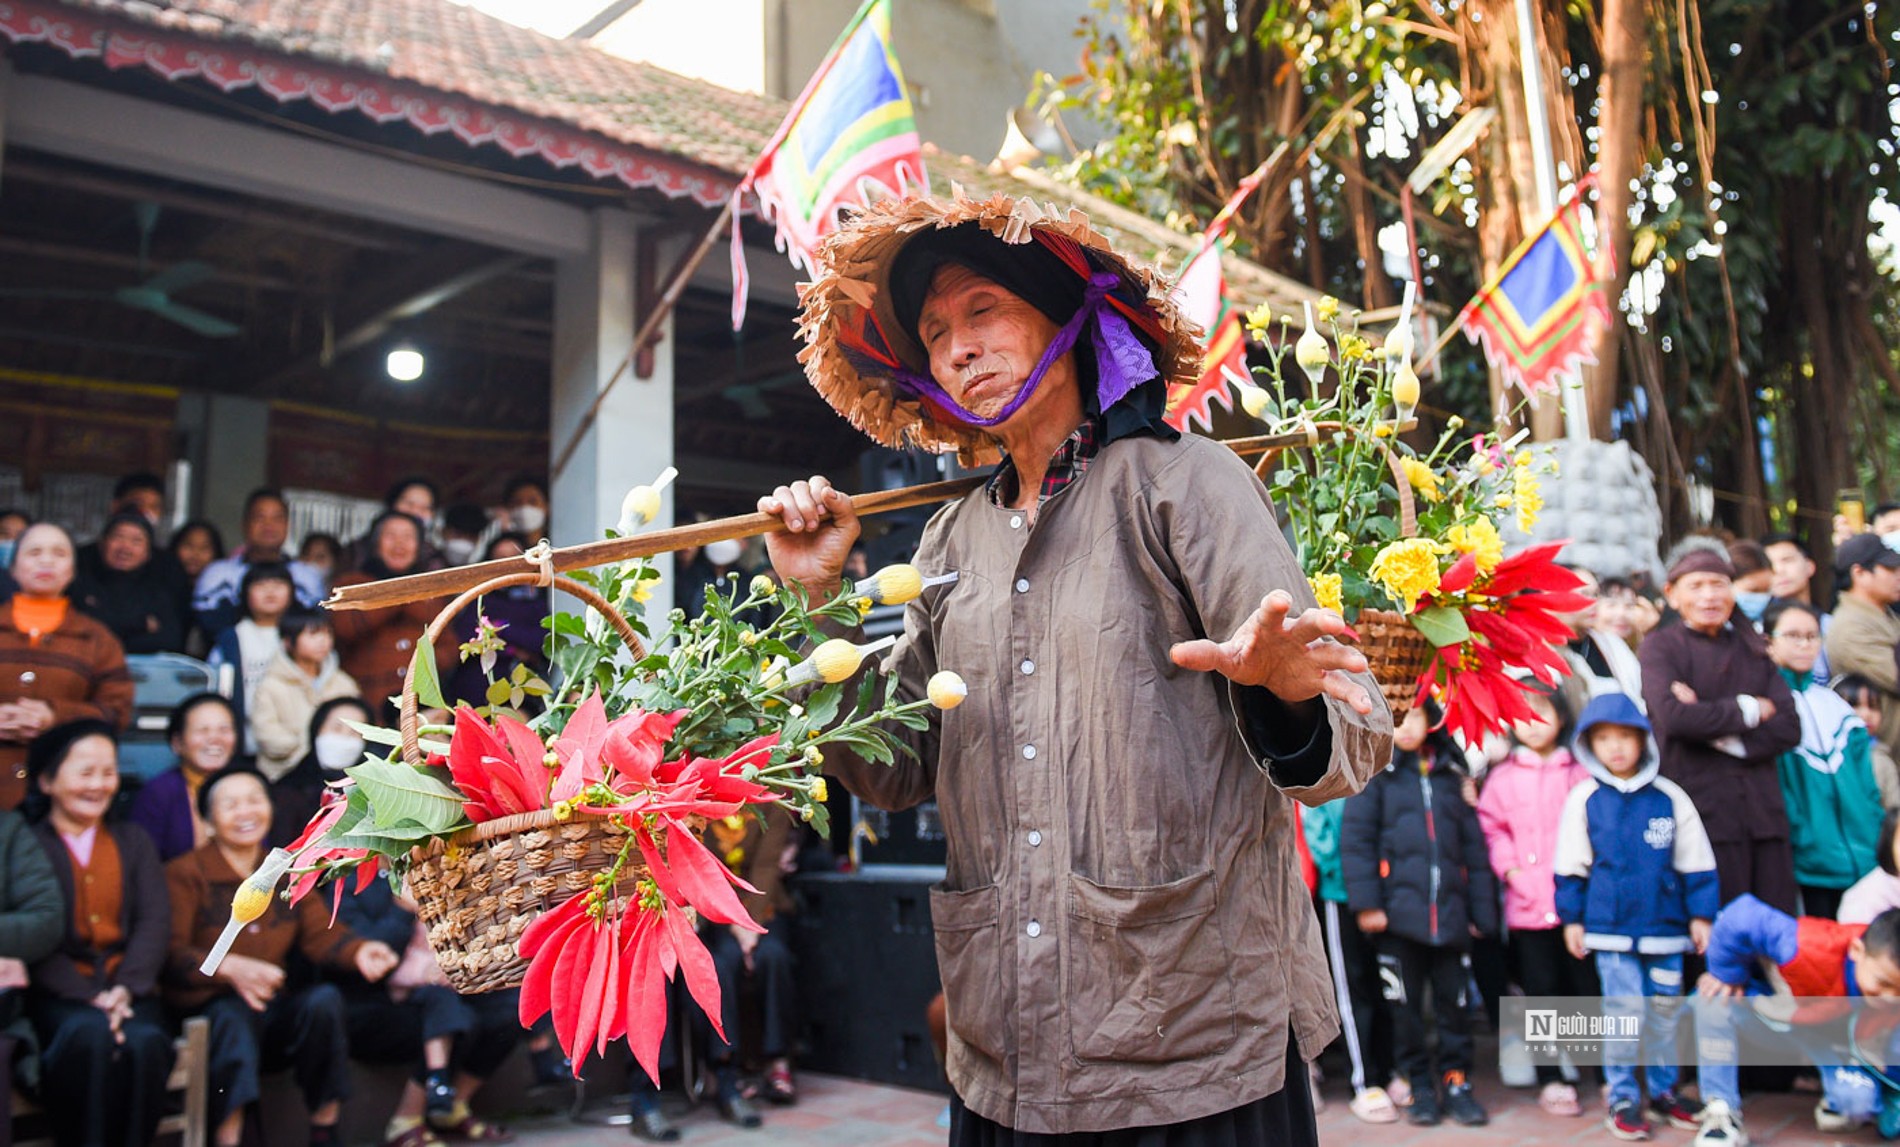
1349, 1086, 1401, 1124
1386, 1075, 1414, 1107
1607, 1099, 1653, 1141
627, 1092, 679, 1143
1443, 1071, 1488, 1126
1650, 1091, 1704, 1130
1816, 1099, 1866, 1134
1407, 1083, 1443, 1127
1694, 1099, 1749, 1147
422, 1070, 456, 1119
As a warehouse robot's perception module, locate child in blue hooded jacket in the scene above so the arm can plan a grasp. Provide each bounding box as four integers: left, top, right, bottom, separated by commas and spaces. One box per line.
1555, 692, 1723, 1142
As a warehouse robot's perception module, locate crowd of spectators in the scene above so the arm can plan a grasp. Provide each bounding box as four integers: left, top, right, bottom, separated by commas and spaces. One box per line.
0, 471, 804, 1145
1310, 510, 1900, 1145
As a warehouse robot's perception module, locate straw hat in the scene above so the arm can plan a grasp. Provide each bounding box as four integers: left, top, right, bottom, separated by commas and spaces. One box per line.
796, 192, 1203, 465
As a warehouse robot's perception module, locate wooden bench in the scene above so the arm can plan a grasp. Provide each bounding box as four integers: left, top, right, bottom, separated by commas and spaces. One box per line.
12, 1015, 209, 1147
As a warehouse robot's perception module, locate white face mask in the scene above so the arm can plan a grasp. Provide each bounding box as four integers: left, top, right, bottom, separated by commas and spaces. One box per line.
704, 539, 744, 567
511, 505, 547, 534
1882, 529, 1900, 554
441, 538, 479, 566
314, 732, 365, 772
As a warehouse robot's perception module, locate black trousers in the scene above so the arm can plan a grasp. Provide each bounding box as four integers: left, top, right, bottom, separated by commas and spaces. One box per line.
1799, 884, 1846, 921
344, 985, 523, 1081
1711, 837, 1798, 914
200, 984, 351, 1127
948, 1032, 1316, 1146
30, 995, 172, 1147
1319, 898, 1391, 1092
1511, 926, 1602, 1085
701, 919, 796, 1063
1377, 934, 1471, 1087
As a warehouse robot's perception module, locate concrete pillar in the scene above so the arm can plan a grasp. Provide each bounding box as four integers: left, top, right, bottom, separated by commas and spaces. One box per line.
189, 394, 271, 543
550, 206, 675, 620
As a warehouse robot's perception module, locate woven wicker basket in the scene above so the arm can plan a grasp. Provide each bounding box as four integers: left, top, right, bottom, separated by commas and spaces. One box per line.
394, 571, 651, 994
1256, 421, 1431, 722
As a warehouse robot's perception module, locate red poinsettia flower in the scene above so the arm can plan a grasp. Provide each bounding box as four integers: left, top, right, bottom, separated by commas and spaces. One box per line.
281, 790, 379, 910
447, 706, 549, 822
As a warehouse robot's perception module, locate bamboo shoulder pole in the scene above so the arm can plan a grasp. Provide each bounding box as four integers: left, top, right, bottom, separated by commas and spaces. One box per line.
325, 423, 1412, 613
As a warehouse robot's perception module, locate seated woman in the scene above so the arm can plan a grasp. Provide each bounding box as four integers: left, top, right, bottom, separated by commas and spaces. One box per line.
165, 768, 399, 1147
0, 523, 135, 810
330, 513, 451, 722
129, 693, 240, 861
71, 512, 192, 656
268, 696, 372, 850
337, 875, 519, 1146
24, 720, 173, 1147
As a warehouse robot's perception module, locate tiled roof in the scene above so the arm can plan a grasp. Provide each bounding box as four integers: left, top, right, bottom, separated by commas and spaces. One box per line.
48, 0, 1332, 312
55, 0, 787, 174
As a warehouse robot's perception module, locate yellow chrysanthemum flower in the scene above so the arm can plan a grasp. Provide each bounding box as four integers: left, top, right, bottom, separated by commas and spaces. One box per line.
1317, 295, 1341, 323
629, 579, 655, 605
1368, 538, 1445, 612
1309, 572, 1344, 615
1514, 466, 1544, 534
1446, 516, 1504, 576
1398, 456, 1442, 502
1244, 303, 1276, 338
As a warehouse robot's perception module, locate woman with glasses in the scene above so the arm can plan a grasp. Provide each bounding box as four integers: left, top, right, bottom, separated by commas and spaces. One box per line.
1765, 600, 1884, 919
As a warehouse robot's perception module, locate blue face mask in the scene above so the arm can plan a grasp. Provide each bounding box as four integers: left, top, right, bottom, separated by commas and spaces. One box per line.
1735, 590, 1772, 622
0, 540, 16, 571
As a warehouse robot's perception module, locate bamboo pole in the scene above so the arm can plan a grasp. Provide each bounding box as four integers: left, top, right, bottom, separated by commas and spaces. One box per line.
326, 423, 1414, 612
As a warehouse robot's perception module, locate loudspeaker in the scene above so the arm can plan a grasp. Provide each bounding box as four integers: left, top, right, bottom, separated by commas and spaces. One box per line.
789, 870, 947, 1092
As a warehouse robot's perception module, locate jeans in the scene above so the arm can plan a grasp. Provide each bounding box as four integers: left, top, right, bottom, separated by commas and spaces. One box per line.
1697, 997, 1898, 1118
1596, 950, 1685, 1105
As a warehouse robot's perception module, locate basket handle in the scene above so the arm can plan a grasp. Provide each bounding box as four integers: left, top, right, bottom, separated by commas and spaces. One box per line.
399, 572, 647, 768
1252, 420, 1418, 539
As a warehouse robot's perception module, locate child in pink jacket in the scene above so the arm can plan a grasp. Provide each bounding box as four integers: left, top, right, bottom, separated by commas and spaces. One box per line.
1477, 684, 1599, 1116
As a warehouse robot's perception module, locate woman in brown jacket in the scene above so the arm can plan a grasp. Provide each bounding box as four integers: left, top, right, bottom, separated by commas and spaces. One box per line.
0, 524, 134, 809
24, 719, 172, 1147
165, 768, 399, 1147
329, 512, 450, 720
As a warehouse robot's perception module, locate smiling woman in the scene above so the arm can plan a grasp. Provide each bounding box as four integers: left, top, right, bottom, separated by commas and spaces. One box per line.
23, 719, 175, 1147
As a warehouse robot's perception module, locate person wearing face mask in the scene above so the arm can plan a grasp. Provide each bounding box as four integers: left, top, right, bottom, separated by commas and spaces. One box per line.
166, 768, 397, 1147
269, 697, 372, 850
0, 510, 31, 575
1641, 538, 1804, 912
448, 534, 547, 710
248, 611, 361, 783
128, 694, 241, 862
677, 533, 752, 619
438, 504, 491, 569
499, 476, 548, 538
0, 523, 134, 810
23, 720, 174, 1147
1728, 539, 1777, 630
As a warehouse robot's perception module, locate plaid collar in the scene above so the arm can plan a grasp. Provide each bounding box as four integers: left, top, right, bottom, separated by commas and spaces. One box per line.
987, 416, 1104, 508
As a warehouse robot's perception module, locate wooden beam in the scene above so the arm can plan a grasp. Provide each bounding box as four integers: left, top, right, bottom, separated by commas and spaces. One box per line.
6, 75, 592, 257
0, 235, 298, 292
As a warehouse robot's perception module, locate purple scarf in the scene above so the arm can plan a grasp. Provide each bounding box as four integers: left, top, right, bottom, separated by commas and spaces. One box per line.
887, 273, 1158, 427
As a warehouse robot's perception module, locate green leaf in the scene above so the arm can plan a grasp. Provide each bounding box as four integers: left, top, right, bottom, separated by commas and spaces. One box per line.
346, 720, 404, 748
1410, 606, 1471, 649
485, 679, 513, 708
409, 645, 446, 711
346, 758, 467, 834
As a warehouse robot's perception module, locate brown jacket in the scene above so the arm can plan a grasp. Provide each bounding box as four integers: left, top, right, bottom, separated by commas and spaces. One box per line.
29, 821, 169, 1001
162, 840, 365, 1013
1827, 593, 1900, 758
329, 571, 452, 714
0, 603, 134, 809
823, 434, 1390, 1133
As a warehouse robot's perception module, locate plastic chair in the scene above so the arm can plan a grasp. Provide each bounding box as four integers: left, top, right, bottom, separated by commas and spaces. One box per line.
120, 654, 220, 781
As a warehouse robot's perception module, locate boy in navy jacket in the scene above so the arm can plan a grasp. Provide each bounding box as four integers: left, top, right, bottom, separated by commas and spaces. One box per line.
1555, 692, 1722, 1142
1342, 704, 1496, 1127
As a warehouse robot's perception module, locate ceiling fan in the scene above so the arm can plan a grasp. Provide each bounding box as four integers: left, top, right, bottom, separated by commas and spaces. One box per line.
0, 201, 242, 338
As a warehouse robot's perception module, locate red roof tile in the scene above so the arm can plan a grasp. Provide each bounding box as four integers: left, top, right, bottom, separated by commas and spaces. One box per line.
56, 0, 787, 174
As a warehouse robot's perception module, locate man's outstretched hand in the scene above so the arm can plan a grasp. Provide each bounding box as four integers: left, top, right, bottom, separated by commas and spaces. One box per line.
1169, 590, 1375, 714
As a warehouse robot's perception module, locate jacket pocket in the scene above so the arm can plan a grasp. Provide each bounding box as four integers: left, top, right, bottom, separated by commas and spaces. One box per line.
1065, 868, 1237, 1064
929, 882, 1009, 1063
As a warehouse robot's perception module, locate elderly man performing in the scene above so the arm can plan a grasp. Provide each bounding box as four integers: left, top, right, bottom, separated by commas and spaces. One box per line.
757, 195, 1392, 1144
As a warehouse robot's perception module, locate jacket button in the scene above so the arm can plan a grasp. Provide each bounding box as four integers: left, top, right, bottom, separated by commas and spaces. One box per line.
1015, 578, 1029, 593
1022, 745, 1036, 760
1026, 920, 1042, 938
1027, 830, 1042, 847
1021, 659, 1035, 675
1009, 515, 1023, 530
17, 672, 32, 685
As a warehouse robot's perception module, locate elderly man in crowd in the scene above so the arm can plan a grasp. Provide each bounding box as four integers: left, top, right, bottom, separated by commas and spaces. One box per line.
1825, 533, 1900, 759
756, 195, 1390, 1146
1641, 539, 1803, 910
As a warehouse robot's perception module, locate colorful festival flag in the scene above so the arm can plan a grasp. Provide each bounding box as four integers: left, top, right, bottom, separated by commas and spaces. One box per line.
730, 0, 925, 329
1457, 186, 1613, 396
1165, 237, 1245, 433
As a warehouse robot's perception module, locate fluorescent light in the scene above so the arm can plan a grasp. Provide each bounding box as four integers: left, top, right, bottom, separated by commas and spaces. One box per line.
386, 345, 424, 382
